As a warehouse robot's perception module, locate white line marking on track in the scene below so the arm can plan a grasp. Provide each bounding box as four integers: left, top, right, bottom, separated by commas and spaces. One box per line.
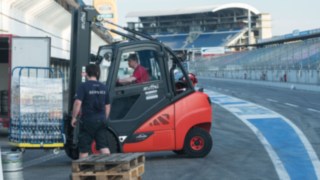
205, 89, 320, 179
267, 98, 278, 103
284, 103, 298, 108
207, 91, 290, 179
307, 108, 320, 113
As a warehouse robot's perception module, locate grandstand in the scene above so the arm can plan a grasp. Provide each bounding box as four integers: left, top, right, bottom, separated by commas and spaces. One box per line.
190, 35, 320, 85
125, 3, 320, 85
198, 37, 320, 69
126, 3, 272, 53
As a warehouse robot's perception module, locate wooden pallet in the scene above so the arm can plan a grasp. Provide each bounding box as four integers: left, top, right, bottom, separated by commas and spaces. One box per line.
71, 153, 145, 180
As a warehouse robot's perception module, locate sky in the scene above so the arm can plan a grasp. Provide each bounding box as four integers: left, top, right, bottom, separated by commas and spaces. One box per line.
116, 0, 320, 36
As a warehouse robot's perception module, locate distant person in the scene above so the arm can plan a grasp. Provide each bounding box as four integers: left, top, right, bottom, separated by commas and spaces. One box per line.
177, 73, 198, 92
188, 73, 198, 86
181, 73, 198, 87
71, 64, 111, 159
284, 73, 287, 82
118, 54, 149, 85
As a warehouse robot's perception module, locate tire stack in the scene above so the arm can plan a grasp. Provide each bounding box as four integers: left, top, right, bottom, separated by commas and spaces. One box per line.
1, 90, 8, 115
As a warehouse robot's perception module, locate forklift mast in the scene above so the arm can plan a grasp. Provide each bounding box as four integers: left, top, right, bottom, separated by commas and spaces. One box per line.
68, 6, 98, 113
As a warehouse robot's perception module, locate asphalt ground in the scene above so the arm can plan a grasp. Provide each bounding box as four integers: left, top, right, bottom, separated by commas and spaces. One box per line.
1, 105, 277, 180
0, 78, 319, 180
200, 78, 320, 159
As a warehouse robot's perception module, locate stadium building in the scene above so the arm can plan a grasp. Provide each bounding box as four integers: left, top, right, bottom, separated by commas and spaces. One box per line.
126, 3, 272, 55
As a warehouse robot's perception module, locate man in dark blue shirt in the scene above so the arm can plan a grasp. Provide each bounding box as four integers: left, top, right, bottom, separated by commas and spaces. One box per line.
71, 64, 111, 158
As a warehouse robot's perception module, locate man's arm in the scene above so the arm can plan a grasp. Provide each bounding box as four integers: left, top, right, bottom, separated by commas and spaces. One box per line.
105, 104, 110, 118
71, 99, 82, 127
118, 76, 136, 84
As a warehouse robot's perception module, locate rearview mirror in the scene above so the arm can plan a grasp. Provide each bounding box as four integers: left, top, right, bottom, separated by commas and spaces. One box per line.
104, 52, 111, 61
90, 54, 103, 65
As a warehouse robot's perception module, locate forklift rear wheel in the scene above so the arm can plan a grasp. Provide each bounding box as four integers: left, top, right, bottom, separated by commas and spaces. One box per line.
183, 127, 212, 158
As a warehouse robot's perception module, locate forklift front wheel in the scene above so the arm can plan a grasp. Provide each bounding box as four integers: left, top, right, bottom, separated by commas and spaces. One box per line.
64, 145, 79, 160
90, 130, 120, 154
183, 127, 212, 158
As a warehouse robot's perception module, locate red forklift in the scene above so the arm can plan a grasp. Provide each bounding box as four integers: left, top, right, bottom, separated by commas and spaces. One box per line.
64, 6, 213, 159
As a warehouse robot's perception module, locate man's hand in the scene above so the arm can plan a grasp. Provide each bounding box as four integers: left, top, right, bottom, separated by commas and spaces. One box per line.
71, 99, 82, 127
71, 117, 77, 128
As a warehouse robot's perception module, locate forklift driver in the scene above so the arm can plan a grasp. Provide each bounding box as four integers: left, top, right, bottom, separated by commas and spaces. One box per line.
117, 54, 149, 85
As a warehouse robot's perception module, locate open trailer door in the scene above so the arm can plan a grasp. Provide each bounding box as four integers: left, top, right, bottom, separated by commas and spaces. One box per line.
11, 37, 50, 69
0, 36, 50, 128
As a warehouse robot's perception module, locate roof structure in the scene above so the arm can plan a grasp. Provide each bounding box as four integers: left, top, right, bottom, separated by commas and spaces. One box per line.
126, 3, 260, 17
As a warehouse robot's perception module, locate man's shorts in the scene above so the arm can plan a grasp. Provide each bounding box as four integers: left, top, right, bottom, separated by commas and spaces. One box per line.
78, 118, 109, 153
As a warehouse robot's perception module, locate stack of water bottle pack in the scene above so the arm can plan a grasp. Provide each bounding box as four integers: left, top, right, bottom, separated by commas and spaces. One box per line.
9, 76, 64, 145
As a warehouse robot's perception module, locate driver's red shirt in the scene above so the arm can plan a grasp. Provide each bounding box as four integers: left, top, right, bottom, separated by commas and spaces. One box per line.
133, 65, 149, 83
